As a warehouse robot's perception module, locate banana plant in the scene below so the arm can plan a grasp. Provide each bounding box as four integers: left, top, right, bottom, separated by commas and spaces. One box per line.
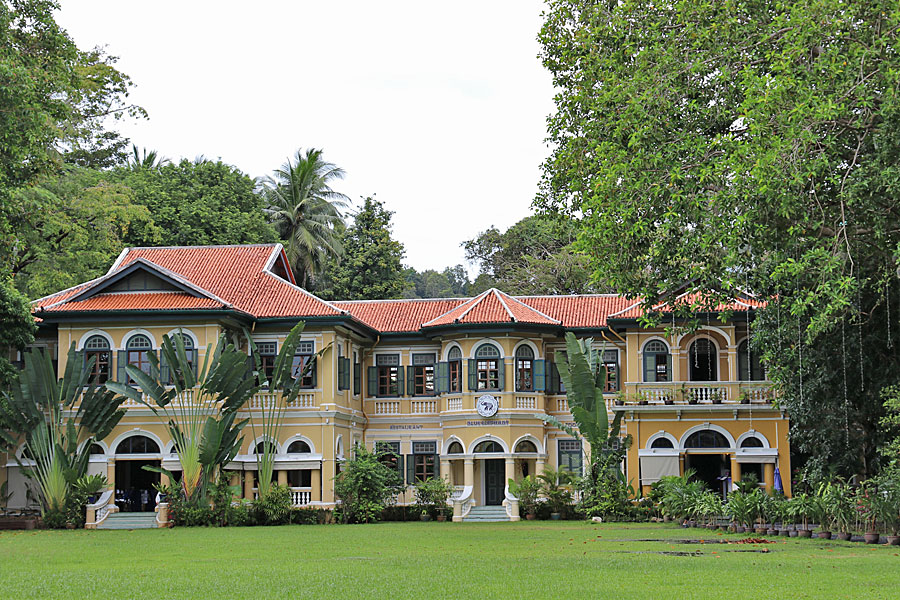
537, 332, 631, 472
0, 344, 126, 515
107, 331, 257, 505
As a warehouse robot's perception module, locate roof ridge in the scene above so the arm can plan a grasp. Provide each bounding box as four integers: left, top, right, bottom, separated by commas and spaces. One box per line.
492, 289, 517, 322
452, 288, 494, 323
30, 276, 105, 305
120, 243, 279, 251
334, 297, 470, 304
515, 293, 626, 299
501, 291, 562, 324
261, 271, 345, 315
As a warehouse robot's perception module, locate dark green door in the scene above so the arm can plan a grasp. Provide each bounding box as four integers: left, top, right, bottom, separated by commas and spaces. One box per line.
484, 459, 505, 505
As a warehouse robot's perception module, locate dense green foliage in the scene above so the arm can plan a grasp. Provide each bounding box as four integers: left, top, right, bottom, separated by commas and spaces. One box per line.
538, 0, 900, 480
261, 148, 348, 288
464, 215, 597, 295
3, 166, 158, 298
0, 278, 34, 387
402, 264, 471, 299
317, 197, 405, 300
3, 523, 900, 598
333, 444, 403, 523
116, 158, 275, 248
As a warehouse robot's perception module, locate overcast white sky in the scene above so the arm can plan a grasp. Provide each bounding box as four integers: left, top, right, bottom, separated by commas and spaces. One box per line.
55, 1, 555, 273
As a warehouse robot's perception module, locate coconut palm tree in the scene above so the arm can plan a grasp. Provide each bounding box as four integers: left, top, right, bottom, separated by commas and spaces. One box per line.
128, 144, 169, 170
260, 148, 349, 288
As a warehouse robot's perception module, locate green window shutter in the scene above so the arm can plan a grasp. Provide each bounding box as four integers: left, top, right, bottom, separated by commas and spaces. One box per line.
436, 362, 449, 393
160, 351, 170, 385
433, 454, 440, 477
497, 359, 505, 391
397, 454, 404, 480
353, 362, 361, 395
367, 366, 377, 396
397, 366, 405, 396
643, 354, 654, 382
337, 357, 346, 390
117, 350, 127, 382
311, 357, 318, 387
406, 454, 415, 484
666, 354, 672, 382
547, 362, 558, 393
407, 366, 415, 395
344, 357, 352, 390
534, 359, 545, 391
191, 349, 199, 378
468, 359, 477, 391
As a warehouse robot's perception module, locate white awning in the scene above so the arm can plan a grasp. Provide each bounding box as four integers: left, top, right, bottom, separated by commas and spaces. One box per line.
640, 455, 680, 485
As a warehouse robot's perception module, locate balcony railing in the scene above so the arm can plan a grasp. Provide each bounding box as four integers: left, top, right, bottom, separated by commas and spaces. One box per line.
252, 487, 312, 506
446, 397, 463, 411
627, 382, 775, 405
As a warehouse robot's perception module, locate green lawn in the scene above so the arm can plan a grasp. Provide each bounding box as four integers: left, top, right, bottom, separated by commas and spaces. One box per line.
1, 522, 898, 599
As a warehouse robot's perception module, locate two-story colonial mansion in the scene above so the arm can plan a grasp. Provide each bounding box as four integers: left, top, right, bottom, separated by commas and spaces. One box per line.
3, 244, 790, 521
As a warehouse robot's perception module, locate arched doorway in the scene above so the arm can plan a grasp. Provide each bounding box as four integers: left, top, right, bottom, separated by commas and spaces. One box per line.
474, 440, 504, 505
114, 435, 161, 512
683, 429, 731, 496
688, 338, 718, 381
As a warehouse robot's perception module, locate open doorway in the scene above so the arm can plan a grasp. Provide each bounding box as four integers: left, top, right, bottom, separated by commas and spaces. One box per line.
115, 460, 160, 512
685, 453, 730, 497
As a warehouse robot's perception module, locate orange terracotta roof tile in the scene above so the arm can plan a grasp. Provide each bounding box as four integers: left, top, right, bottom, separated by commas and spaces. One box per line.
423, 289, 560, 327
609, 291, 765, 319
517, 295, 635, 328
42, 292, 222, 312
334, 299, 465, 333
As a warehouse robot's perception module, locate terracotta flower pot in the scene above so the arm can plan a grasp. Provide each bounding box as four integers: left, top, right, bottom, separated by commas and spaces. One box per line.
779, 529, 790, 536
735, 526, 745, 533
754, 527, 767, 535
789, 530, 799, 537
798, 529, 812, 538
436, 515, 447, 522
526, 513, 536, 521
864, 532, 880, 544
886, 535, 900, 546
817, 531, 832, 540
836, 532, 852, 541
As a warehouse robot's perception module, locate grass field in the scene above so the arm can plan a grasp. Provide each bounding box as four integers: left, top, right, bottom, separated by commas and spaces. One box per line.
1, 521, 898, 599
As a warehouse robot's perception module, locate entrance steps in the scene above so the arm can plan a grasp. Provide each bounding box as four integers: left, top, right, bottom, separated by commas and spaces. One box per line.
97, 511, 158, 530
462, 505, 510, 522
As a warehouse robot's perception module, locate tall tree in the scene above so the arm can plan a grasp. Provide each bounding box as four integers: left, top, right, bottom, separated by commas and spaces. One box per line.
402, 266, 470, 299
260, 149, 348, 288
3, 166, 158, 299
538, 1, 900, 479
115, 158, 275, 248
317, 197, 405, 300
0, 277, 34, 388
464, 215, 598, 295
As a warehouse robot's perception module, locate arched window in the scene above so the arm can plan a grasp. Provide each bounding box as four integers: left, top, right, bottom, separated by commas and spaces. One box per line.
448, 346, 462, 393
642, 340, 670, 382
738, 340, 765, 381
255, 441, 278, 455
126, 334, 153, 383
166, 333, 196, 384
650, 437, 675, 449
292, 340, 316, 389
688, 338, 718, 381
515, 440, 537, 453
447, 441, 463, 454
473, 344, 502, 391
684, 430, 730, 449
515, 346, 534, 392
89, 443, 105, 455
474, 440, 504, 453
83, 335, 111, 384
740, 436, 764, 448
116, 435, 160, 454
287, 440, 311, 454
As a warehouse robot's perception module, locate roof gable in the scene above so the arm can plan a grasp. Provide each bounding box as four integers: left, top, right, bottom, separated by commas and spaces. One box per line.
422, 289, 560, 328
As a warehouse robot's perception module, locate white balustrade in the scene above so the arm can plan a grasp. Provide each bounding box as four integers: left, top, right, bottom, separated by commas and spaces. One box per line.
515, 396, 537, 410
411, 400, 437, 414
639, 388, 672, 404
290, 488, 312, 506
555, 397, 569, 412
294, 393, 316, 408
446, 397, 463, 411
375, 401, 401, 414
450, 485, 465, 501
687, 386, 728, 403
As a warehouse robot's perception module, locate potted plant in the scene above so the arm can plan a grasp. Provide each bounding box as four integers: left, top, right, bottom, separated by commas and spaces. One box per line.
864, 476, 900, 545
413, 477, 454, 522
613, 391, 626, 406
508, 475, 543, 520
727, 490, 750, 533
746, 489, 770, 534
857, 482, 882, 544
789, 493, 819, 538
819, 481, 854, 541
539, 467, 575, 520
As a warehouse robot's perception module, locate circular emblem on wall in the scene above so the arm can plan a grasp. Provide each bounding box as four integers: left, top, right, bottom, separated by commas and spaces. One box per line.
476, 394, 499, 418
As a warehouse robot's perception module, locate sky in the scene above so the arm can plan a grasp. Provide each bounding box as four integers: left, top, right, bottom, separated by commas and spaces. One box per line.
55, 1, 556, 273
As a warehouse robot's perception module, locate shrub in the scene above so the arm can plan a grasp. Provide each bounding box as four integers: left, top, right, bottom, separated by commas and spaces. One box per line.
254, 484, 292, 526
290, 507, 325, 525
508, 475, 543, 516
333, 444, 401, 524
226, 503, 252, 527
413, 477, 454, 519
